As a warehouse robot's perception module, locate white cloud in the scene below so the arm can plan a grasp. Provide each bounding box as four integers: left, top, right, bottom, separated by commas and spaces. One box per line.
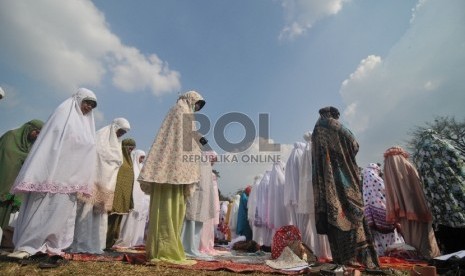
339, 0, 465, 166
279, 0, 348, 40
0, 0, 180, 96
410, 0, 427, 23
340, 55, 382, 132
111, 48, 180, 94
341, 55, 382, 87
423, 80, 439, 91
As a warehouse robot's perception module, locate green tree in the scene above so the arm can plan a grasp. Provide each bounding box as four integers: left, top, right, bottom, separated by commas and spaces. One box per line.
406, 115, 465, 156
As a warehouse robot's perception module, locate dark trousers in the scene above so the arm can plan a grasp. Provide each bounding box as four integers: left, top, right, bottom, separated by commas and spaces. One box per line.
106, 213, 123, 249
435, 224, 465, 254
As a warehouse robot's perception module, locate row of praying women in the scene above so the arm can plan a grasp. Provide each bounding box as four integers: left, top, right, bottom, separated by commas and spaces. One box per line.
226, 106, 464, 269
226, 107, 379, 268
2, 88, 463, 268
2, 89, 223, 266
0, 88, 150, 266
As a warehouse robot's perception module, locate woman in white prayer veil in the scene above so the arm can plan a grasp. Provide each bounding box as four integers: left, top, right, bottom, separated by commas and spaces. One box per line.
115, 149, 149, 248
181, 150, 217, 259
284, 142, 306, 224
298, 131, 332, 260
9, 88, 97, 260
247, 174, 262, 237
252, 171, 272, 246
267, 161, 290, 238
228, 194, 241, 240
71, 117, 130, 254
198, 154, 220, 255
197, 151, 221, 255
284, 141, 309, 244
246, 174, 263, 227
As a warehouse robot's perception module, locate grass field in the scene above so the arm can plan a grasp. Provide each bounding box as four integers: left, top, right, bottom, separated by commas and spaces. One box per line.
0, 258, 274, 276
0, 257, 414, 276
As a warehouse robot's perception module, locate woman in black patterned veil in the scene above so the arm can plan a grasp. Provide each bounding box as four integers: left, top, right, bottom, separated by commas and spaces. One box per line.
312, 106, 379, 268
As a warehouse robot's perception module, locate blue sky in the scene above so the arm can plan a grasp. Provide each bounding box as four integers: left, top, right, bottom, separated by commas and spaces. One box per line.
1, 0, 464, 197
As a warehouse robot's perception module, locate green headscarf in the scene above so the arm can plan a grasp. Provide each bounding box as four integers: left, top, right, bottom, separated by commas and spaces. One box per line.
122, 138, 136, 167
0, 119, 44, 197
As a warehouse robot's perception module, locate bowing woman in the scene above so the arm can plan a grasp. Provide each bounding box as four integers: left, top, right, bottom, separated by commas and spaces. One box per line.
138, 90, 206, 265
9, 88, 98, 263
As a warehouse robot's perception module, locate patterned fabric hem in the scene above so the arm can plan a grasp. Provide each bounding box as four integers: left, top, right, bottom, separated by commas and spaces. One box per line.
12, 182, 90, 195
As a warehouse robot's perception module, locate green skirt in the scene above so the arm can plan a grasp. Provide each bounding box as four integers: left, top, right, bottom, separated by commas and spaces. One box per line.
146, 183, 196, 265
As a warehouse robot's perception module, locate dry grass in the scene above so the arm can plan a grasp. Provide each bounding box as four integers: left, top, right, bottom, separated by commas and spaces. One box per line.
0, 258, 413, 276
0, 258, 274, 276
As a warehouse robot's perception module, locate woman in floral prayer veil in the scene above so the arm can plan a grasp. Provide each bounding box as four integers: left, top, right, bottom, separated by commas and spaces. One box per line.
412, 130, 465, 254
138, 90, 206, 265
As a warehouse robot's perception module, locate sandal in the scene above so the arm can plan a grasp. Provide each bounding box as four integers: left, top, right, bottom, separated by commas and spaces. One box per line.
38, 255, 69, 269
7, 250, 30, 260
19, 253, 49, 266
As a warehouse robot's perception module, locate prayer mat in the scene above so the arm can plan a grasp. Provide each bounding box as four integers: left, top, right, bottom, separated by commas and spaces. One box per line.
265, 247, 308, 270
379, 256, 429, 271
148, 259, 307, 275
60, 248, 432, 275
113, 247, 145, 254
64, 251, 126, 262
213, 250, 271, 264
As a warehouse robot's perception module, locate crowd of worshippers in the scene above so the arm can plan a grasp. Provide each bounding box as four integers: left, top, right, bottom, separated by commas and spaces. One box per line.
1, 88, 464, 269
219, 109, 465, 269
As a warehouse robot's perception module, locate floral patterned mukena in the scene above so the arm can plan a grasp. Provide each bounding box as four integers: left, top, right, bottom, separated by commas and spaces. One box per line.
138, 91, 205, 190
413, 129, 465, 228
